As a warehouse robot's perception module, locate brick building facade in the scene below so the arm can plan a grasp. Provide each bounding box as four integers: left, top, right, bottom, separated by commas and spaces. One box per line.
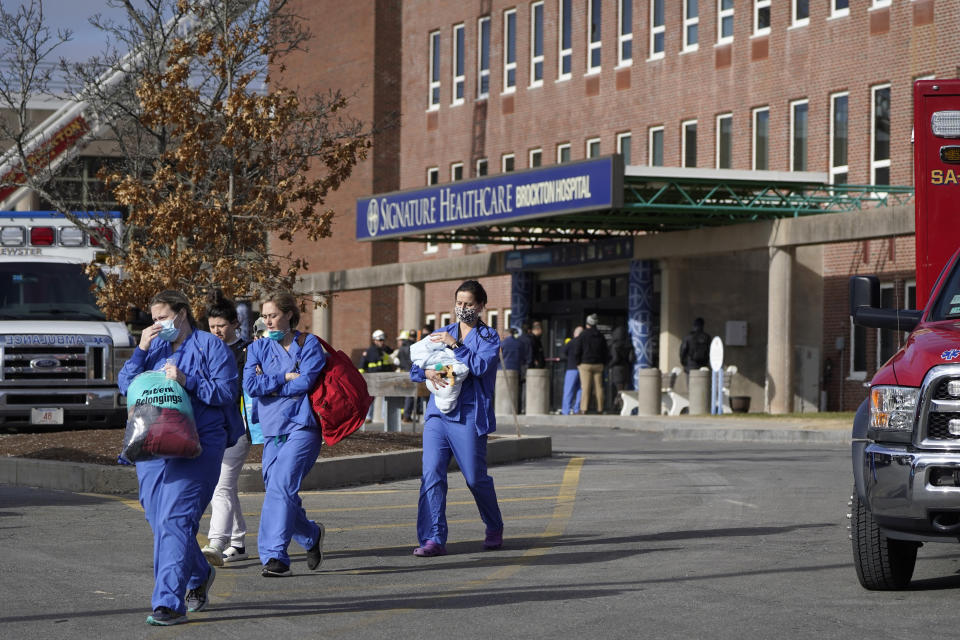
280, 0, 957, 412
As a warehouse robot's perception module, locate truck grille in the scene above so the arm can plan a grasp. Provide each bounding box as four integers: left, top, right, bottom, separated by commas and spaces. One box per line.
917, 365, 960, 448
1, 338, 111, 384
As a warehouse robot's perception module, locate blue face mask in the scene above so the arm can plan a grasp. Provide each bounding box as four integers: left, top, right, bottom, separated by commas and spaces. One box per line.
267, 329, 286, 341
157, 318, 179, 342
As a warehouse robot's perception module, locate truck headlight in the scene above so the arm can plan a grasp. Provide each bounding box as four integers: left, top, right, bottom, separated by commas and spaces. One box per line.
870, 385, 919, 430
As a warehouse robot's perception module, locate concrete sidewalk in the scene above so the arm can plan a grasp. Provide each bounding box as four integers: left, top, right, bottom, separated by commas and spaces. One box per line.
497, 412, 851, 444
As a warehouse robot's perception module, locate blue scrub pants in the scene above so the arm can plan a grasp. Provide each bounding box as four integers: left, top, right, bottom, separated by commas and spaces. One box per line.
562, 369, 582, 415
137, 428, 226, 614
418, 415, 503, 546
259, 428, 323, 566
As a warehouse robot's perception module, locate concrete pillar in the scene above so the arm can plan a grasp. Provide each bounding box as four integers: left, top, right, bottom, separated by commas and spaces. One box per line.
658, 258, 683, 374
403, 283, 424, 332
312, 296, 332, 342
635, 368, 661, 416
766, 246, 794, 414
688, 369, 711, 415
496, 369, 520, 415
524, 368, 551, 415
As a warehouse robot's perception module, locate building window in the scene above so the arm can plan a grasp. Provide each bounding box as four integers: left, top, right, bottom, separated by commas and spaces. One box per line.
451, 162, 464, 181
478, 16, 491, 98
831, 0, 849, 18
587, 0, 602, 73
872, 84, 891, 187
716, 113, 732, 169
616, 132, 632, 165
529, 148, 542, 167
830, 92, 849, 184
586, 137, 601, 158
754, 0, 771, 37
452, 24, 465, 105
440, 312, 452, 326
792, 0, 809, 27
504, 309, 513, 331
487, 310, 499, 330
425, 313, 436, 329
530, 2, 544, 87
683, 0, 699, 52
504, 8, 517, 93
906, 280, 916, 310
717, 0, 734, 43
878, 283, 898, 367
558, 0, 572, 79
682, 120, 697, 168
428, 31, 440, 110
427, 167, 439, 185
791, 99, 808, 171
502, 153, 515, 172
557, 143, 571, 163
618, 0, 633, 66
650, 0, 665, 59
649, 126, 664, 166
850, 318, 866, 379
476, 158, 488, 177
753, 107, 769, 170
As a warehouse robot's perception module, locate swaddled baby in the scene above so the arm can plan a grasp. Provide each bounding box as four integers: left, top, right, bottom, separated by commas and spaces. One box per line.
409, 336, 469, 413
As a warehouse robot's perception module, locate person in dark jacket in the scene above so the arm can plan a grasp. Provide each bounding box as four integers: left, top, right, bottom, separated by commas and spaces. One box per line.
499, 327, 524, 371
575, 314, 609, 414
680, 317, 712, 373
361, 329, 394, 423
560, 326, 583, 415
608, 325, 636, 413
518, 321, 544, 369
396, 330, 416, 422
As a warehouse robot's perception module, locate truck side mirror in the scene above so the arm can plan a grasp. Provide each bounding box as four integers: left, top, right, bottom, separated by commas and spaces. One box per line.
849, 275, 880, 317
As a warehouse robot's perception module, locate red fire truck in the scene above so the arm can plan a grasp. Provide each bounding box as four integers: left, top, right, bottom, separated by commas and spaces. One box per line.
849, 79, 960, 589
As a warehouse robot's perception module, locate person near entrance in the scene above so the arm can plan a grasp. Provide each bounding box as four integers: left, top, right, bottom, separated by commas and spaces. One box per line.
519, 321, 544, 369
575, 314, 608, 414
608, 325, 635, 413
360, 329, 394, 423
680, 317, 712, 372
560, 326, 583, 414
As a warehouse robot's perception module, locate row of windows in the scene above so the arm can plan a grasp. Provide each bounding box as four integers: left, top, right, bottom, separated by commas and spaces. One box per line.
428, 0, 893, 109
424, 83, 902, 185
849, 279, 916, 379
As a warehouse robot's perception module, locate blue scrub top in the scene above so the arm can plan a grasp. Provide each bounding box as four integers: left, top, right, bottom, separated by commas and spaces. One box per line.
410, 322, 501, 436
119, 329, 245, 446
243, 332, 327, 437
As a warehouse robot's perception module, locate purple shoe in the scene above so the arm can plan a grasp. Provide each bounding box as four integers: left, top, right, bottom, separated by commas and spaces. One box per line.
483, 528, 503, 550
413, 540, 447, 557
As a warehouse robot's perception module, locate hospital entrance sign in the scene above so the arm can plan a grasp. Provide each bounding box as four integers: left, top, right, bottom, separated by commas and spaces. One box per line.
356, 156, 623, 241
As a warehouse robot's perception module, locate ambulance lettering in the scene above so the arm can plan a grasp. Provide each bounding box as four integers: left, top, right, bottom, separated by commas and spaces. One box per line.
931, 169, 960, 185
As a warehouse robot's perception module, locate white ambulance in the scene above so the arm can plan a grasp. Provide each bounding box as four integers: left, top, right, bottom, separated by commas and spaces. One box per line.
0, 211, 133, 430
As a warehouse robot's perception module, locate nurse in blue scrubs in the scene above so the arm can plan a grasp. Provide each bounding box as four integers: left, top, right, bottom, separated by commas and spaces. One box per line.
243, 291, 327, 577
409, 280, 504, 557
118, 290, 244, 626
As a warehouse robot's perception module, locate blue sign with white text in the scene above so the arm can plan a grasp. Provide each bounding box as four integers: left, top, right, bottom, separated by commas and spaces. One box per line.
356, 156, 622, 241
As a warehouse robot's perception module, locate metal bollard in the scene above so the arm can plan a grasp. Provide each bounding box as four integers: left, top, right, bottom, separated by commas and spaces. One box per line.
635, 368, 661, 416
688, 369, 711, 415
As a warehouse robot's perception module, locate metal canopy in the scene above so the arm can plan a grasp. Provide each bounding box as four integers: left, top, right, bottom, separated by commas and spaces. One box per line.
392, 166, 914, 246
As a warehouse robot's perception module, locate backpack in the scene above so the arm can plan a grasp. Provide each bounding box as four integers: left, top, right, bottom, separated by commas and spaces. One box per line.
297, 333, 374, 446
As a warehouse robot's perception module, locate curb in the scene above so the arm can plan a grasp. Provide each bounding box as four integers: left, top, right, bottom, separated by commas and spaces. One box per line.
0, 435, 553, 495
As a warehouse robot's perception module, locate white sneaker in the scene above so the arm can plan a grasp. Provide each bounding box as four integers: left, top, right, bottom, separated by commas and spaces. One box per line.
222, 546, 249, 563
201, 544, 224, 567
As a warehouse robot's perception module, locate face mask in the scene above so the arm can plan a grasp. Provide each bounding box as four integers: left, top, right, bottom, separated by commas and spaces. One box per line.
267, 329, 286, 341
157, 317, 179, 342
455, 306, 478, 324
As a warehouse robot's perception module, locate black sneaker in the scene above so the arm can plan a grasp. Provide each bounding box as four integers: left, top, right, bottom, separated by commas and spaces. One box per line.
185, 566, 216, 612
306, 523, 326, 570
146, 606, 187, 626
262, 558, 292, 577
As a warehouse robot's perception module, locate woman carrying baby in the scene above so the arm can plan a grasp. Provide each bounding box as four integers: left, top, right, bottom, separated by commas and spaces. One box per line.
409, 280, 504, 557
